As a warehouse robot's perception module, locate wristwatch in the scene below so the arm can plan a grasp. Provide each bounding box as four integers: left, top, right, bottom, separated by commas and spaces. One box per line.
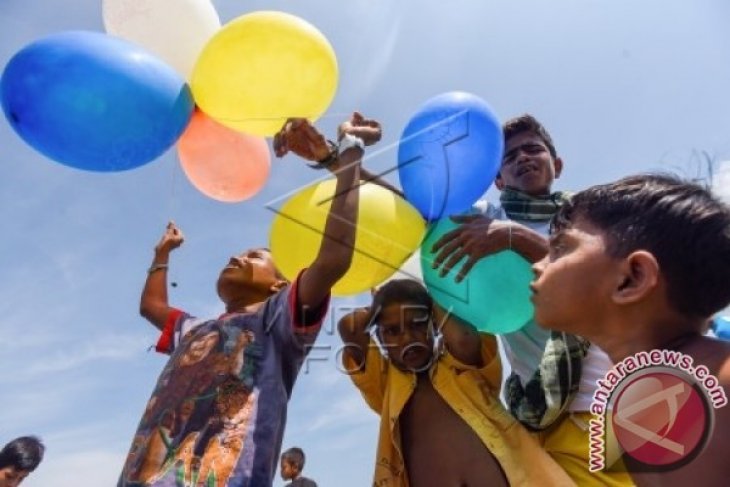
308, 140, 338, 170
337, 133, 365, 155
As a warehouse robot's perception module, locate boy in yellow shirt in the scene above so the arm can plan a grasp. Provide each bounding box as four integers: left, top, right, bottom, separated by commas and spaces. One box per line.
339, 279, 574, 486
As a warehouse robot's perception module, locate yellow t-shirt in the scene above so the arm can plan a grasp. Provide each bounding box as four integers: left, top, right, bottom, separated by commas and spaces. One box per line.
344, 334, 576, 487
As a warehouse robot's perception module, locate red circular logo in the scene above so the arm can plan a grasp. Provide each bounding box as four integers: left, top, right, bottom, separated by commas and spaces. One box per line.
611, 367, 712, 469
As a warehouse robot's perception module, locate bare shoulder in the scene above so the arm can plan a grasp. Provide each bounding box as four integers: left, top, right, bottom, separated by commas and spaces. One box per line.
685, 336, 730, 378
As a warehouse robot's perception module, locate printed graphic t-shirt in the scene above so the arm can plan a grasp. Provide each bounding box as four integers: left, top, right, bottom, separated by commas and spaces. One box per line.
119, 276, 328, 487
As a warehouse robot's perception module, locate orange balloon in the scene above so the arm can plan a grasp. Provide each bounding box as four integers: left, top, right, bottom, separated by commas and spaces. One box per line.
178, 109, 270, 202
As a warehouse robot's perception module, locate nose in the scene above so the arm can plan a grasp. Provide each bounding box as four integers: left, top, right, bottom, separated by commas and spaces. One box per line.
516, 147, 530, 160
532, 255, 547, 277
230, 255, 247, 266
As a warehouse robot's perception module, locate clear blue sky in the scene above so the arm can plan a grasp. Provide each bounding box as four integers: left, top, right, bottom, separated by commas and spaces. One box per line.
2, 1, 730, 485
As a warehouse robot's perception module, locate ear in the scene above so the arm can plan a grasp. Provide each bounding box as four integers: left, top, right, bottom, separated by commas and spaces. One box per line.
612, 251, 659, 305
553, 157, 564, 179
495, 173, 505, 190
269, 279, 288, 294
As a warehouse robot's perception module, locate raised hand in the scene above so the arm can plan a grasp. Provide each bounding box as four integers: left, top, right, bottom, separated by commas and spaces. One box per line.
431, 214, 512, 282
338, 111, 382, 146
273, 118, 331, 162
155, 221, 184, 255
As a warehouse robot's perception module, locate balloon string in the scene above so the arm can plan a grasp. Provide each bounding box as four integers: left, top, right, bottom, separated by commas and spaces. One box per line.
169, 153, 179, 221
168, 154, 180, 288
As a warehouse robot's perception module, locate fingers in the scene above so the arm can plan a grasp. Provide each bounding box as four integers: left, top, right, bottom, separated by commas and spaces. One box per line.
169, 222, 182, 238
275, 118, 307, 157
286, 118, 305, 130
432, 227, 463, 253
450, 214, 481, 224
366, 119, 381, 128
273, 130, 288, 157
360, 126, 382, 142
352, 112, 380, 128
359, 115, 381, 129
455, 256, 478, 283
301, 121, 325, 143
431, 237, 463, 270
439, 249, 467, 278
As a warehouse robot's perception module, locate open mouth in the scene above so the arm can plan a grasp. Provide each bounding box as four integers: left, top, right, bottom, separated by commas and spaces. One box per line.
516, 164, 539, 177
402, 347, 428, 364
224, 258, 245, 270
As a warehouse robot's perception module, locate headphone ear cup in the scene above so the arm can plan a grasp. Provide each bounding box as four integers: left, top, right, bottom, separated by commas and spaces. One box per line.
430, 320, 445, 358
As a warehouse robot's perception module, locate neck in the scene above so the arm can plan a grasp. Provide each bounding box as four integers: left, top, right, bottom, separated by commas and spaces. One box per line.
225, 298, 266, 315
502, 185, 552, 197
593, 312, 703, 363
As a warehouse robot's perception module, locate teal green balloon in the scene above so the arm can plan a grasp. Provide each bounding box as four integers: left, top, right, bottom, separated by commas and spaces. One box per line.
421, 218, 534, 334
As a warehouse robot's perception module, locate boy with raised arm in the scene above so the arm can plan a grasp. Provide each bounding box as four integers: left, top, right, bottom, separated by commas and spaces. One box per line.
119, 113, 379, 486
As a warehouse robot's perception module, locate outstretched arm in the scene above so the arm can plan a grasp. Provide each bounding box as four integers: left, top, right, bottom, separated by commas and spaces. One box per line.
140, 221, 184, 330
273, 113, 382, 310
297, 144, 362, 309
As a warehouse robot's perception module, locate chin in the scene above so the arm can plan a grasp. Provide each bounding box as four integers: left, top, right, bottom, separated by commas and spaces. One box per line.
533, 311, 558, 330
535, 315, 576, 334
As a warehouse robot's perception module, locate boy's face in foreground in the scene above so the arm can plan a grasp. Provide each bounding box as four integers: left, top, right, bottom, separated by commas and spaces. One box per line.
216, 249, 282, 302
497, 131, 563, 196
376, 303, 434, 372
530, 217, 617, 336
0, 467, 29, 487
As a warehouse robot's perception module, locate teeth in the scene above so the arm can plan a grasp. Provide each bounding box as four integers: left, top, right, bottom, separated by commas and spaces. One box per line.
518, 166, 537, 176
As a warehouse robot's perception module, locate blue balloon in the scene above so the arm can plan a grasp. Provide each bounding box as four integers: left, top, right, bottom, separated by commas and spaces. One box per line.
1, 31, 194, 172
712, 316, 730, 341
421, 218, 533, 334
398, 92, 503, 221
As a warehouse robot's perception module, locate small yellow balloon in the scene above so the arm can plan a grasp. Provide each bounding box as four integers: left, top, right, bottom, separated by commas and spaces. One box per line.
191, 11, 338, 136
271, 180, 426, 296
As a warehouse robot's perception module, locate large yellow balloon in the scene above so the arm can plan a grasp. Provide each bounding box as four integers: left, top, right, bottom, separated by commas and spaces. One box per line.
191, 11, 338, 136
271, 180, 426, 296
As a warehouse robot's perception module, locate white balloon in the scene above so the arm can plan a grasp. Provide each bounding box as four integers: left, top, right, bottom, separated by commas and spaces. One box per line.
103, 0, 220, 80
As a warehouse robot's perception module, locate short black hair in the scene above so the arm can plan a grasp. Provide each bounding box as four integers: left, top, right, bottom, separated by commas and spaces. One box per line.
281, 447, 305, 471
0, 436, 45, 471
503, 114, 557, 159
370, 279, 433, 326
553, 174, 730, 319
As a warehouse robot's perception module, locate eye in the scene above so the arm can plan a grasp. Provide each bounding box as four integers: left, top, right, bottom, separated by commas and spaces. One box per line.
549, 242, 567, 258
381, 327, 399, 337
502, 153, 516, 165
548, 235, 569, 258
524, 144, 544, 154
